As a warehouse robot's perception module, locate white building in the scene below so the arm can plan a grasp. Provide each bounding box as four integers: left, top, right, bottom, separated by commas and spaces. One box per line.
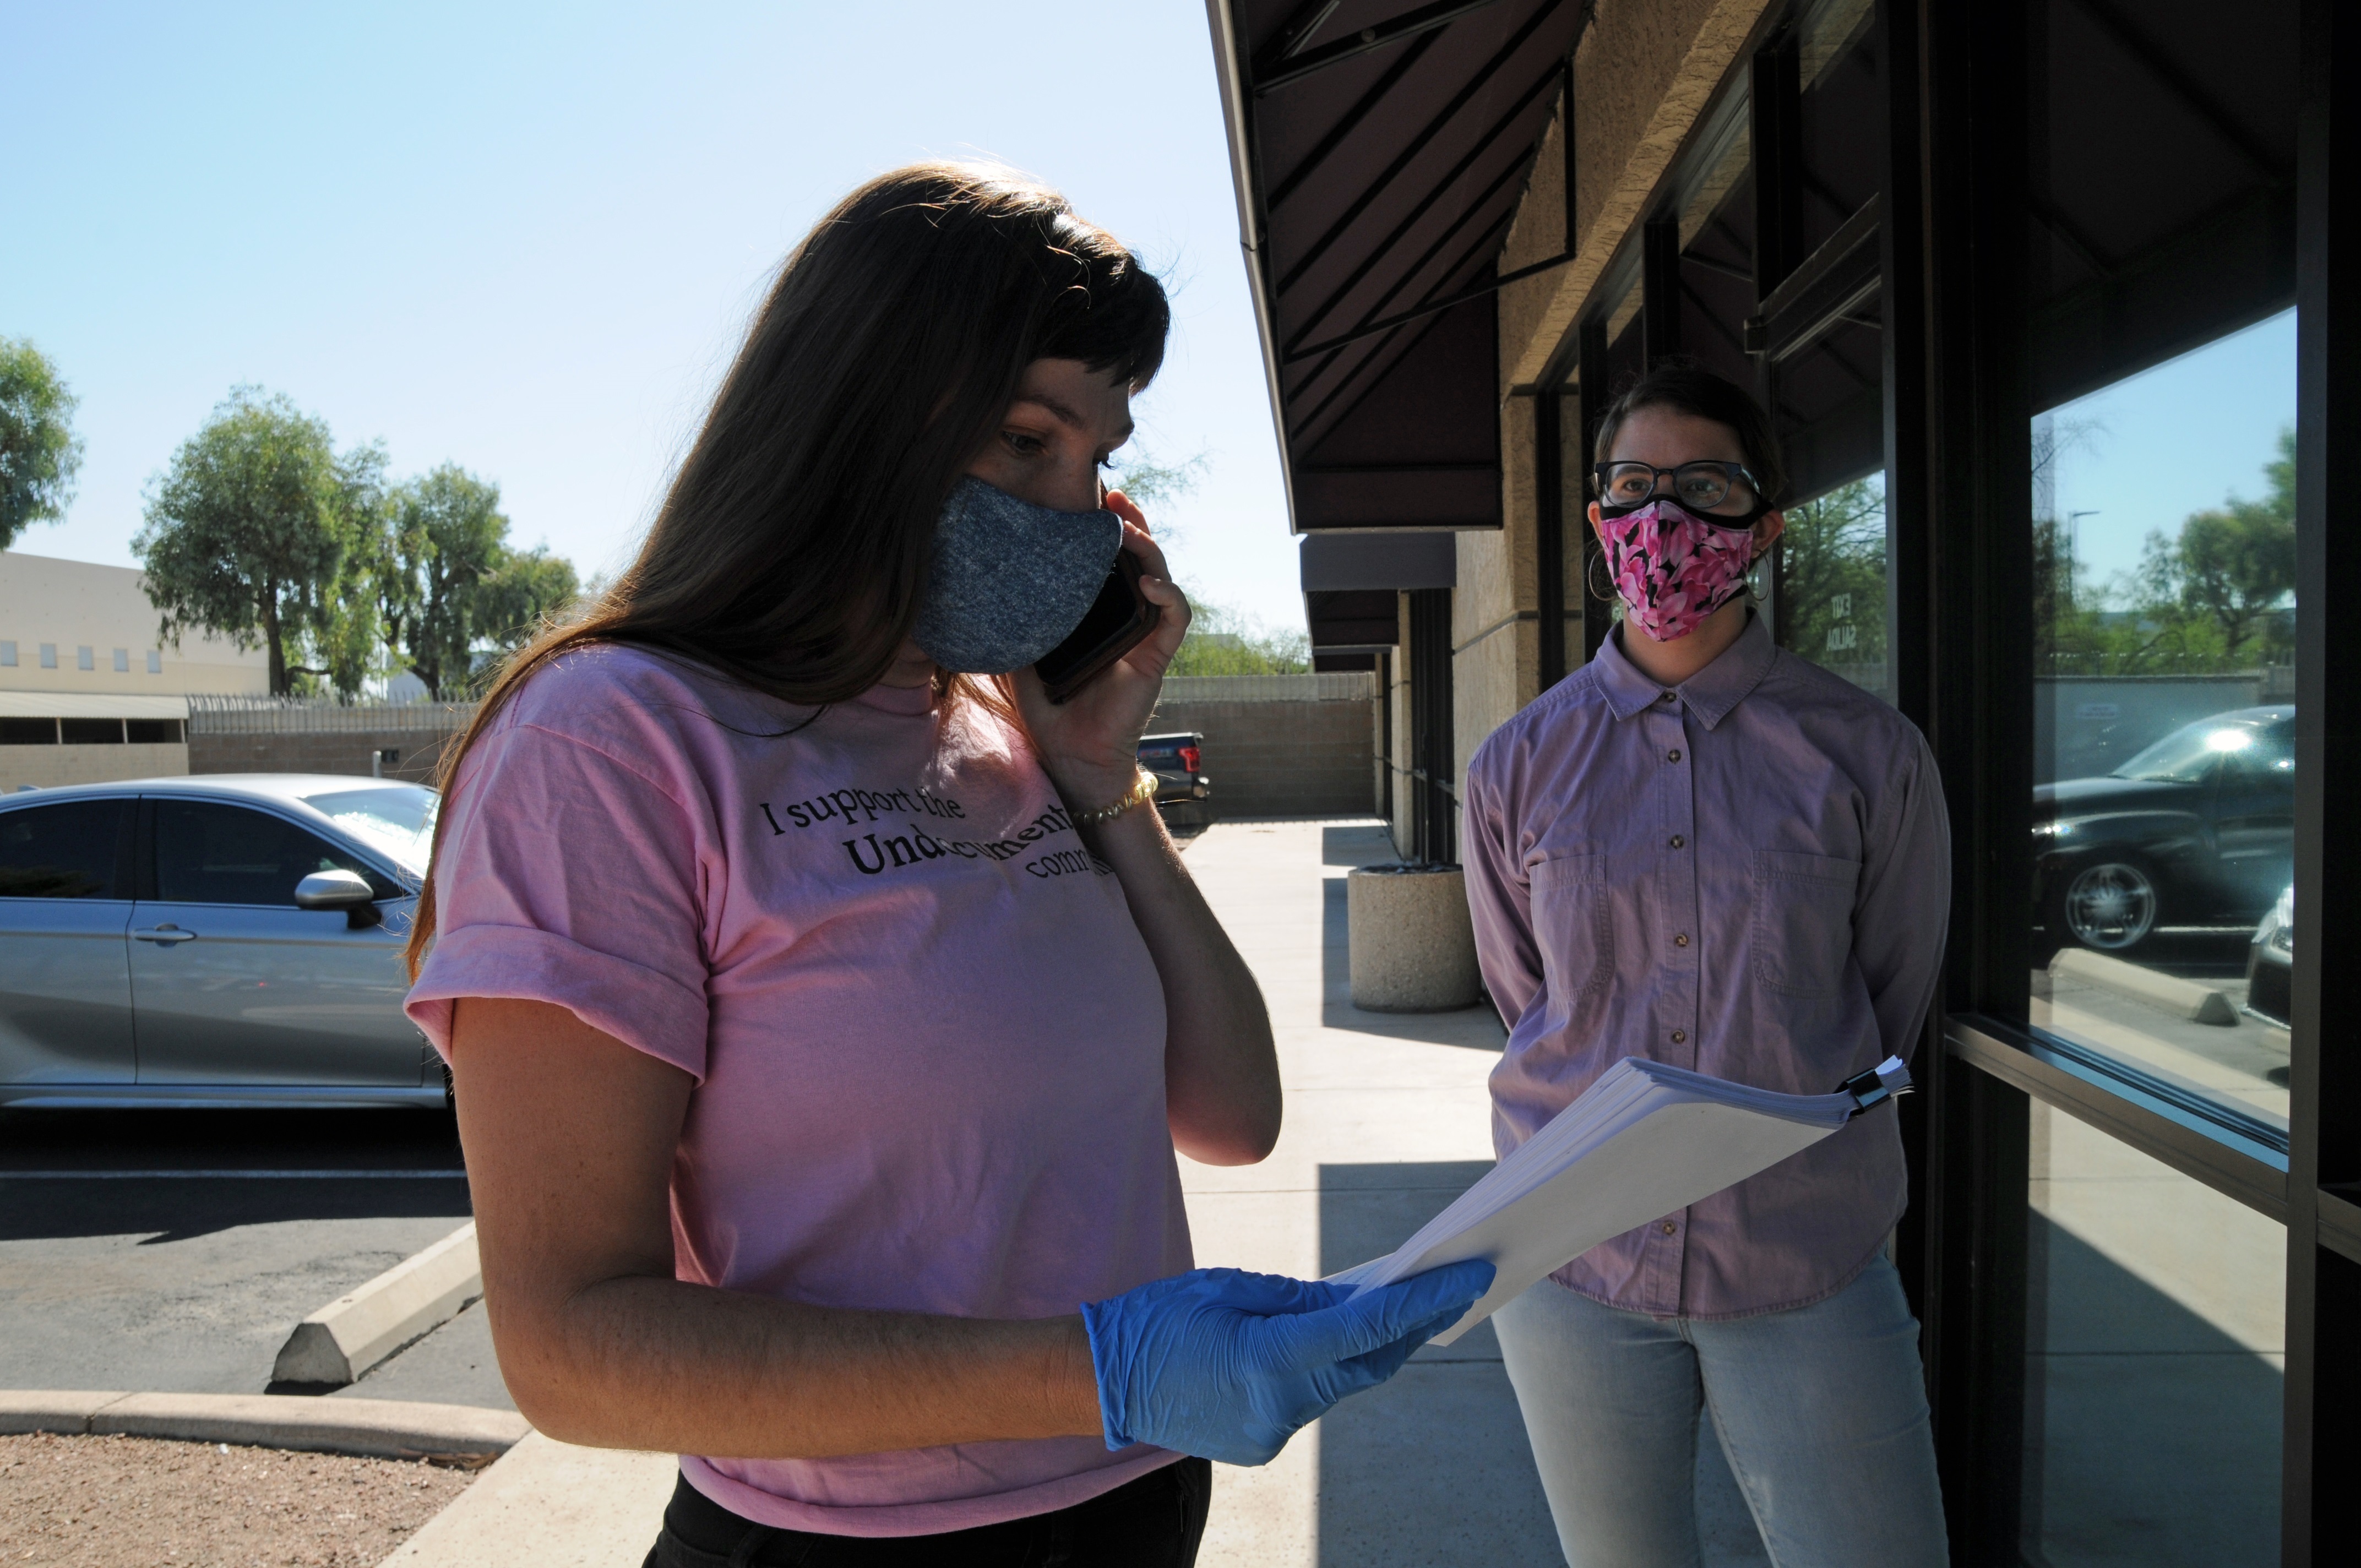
0, 550, 270, 791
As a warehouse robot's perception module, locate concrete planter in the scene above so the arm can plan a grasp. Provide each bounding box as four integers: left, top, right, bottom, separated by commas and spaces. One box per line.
1347, 863, 1481, 1012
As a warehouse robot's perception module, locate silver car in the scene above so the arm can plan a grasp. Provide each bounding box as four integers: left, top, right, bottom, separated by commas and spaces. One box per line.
0, 775, 443, 1108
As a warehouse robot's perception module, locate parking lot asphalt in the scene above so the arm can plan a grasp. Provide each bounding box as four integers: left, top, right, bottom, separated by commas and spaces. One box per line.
0, 1107, 509, 1408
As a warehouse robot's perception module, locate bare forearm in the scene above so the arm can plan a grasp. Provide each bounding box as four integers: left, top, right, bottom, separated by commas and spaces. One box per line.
1081, 804, 1281, 1164
498, 1275, 1102, 1456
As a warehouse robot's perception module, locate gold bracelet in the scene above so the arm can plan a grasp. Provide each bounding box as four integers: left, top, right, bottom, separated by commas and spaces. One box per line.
1073, 768, 1159, 827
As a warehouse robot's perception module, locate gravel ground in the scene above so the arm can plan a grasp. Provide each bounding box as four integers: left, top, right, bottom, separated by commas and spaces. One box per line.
0, 1432, 476, 1566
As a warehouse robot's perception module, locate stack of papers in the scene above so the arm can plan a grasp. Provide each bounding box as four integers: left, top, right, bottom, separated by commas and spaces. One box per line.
1332, 1055, 1908, 1344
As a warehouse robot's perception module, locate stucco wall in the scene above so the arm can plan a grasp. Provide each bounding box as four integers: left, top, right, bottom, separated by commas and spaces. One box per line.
1499, 0, 1775, 388
0, 551, 269, 697
0, 743, 190, 793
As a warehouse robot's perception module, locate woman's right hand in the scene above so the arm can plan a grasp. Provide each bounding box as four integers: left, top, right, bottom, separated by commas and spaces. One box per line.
1081, 1261, 1495, 1466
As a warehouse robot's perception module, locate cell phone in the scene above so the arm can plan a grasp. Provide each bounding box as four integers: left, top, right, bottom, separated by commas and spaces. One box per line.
1035, 549, 1161, 705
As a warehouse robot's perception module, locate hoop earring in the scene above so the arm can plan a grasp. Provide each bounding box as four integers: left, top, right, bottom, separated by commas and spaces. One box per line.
1586, 547, 1617, 603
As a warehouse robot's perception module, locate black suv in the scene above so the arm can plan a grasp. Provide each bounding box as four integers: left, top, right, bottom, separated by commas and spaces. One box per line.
2033, 705, 2293, 952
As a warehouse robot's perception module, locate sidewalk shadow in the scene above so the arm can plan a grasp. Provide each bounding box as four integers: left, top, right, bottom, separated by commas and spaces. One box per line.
0, 1175, 471, 1244
0, 1108, 470, 1242
2023, 1213, 2283, 1566
1315, 1161, 1557, 1561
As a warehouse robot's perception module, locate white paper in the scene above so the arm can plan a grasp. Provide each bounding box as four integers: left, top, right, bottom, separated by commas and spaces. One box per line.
1335, 1057, 1887, 1345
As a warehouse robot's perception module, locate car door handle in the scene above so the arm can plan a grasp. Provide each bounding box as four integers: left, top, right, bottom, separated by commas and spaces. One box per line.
132, 925, 198, 944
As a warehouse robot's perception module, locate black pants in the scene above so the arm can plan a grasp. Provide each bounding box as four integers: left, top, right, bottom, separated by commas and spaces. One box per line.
640, 1460, 1211, 1568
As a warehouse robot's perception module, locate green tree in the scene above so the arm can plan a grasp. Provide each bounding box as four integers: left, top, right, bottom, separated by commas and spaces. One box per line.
1167, 589, 1312, 676
0, 338, 85, 550
375, 466, 579, 698
135, 388, 367, 695
314, 442, 391, 698
1778, 477, 1889, 674
2166, 427, 2295, 663
472, 544, 580, 656
380, 466, 511, 699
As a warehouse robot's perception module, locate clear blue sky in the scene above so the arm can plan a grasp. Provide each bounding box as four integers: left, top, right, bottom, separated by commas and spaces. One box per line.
1, 1, 1311, 631
2044, 309, 2298, 592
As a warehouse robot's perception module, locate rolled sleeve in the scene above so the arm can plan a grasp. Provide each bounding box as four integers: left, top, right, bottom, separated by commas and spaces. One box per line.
406, 721, 717, 1080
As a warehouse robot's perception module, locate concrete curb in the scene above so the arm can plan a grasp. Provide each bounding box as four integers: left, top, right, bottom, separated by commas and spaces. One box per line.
2050, 946, 2239, 1025
273, 1221, 481, 1386
0, 1390, 529, 1460
379, 1431, 678, 1566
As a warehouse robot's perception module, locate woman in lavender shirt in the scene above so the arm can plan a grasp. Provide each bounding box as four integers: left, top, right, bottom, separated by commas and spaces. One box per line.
1463, 366, 1952, 1566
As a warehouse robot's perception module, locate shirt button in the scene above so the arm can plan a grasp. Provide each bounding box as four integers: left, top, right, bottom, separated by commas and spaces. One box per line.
1674, 933, 1690, 947
1660, 691, 1675, 703
1667, 749, 1682, 763
1671, 1029, 1687, 1043
1669, 835, 1685, 849
1660, 1222, 1678, 1235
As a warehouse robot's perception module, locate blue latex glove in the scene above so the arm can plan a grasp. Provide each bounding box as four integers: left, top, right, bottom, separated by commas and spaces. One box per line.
1081, 1259, 1496, 1466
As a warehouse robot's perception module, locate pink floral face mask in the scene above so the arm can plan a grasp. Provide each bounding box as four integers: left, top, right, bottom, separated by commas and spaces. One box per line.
1596, 498, 1758, 642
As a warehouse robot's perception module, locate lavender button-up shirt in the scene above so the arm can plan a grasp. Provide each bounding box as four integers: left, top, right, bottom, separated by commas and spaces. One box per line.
1463, 613, 1950, 1319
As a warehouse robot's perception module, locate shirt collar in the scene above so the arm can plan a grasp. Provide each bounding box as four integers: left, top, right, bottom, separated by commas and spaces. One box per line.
1592, 611, 1780, 731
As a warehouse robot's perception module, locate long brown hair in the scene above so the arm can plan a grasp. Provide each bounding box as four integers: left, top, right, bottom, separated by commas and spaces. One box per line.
404, 162, 1169, 977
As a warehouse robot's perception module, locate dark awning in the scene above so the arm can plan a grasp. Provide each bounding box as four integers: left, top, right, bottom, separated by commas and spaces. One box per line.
1206, 0, 1587, 543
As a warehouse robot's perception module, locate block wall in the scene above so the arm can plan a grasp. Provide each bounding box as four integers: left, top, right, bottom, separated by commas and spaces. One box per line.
188, 728, 459, 785
1149, 698, 1378, 820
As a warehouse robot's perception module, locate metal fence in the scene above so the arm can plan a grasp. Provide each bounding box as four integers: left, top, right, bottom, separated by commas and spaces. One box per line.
1156, 672, 1377, 705
184, 695, 477, 735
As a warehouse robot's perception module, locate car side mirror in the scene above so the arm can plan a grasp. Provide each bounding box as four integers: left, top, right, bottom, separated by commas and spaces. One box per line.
295, 869, 382, 929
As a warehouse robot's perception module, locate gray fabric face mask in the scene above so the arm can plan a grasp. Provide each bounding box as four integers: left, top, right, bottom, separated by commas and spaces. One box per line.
911, 476, 1122, 675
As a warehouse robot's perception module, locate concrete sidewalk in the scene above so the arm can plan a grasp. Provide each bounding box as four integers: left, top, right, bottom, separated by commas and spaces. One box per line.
1175, 819, 1555, 1565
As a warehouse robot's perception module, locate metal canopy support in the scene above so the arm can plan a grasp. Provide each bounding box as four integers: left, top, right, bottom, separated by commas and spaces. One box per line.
2287, 1, 2361, 1555
1536, 390, 1567, 687
1752, 29, 1804, 301
1407, 586, 1457, 863
1254, 0, 1519, 93
1576, 314, 1609, 663
1642, 213, 1683, 366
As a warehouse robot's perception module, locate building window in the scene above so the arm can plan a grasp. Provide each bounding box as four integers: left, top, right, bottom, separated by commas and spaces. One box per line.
75, 646, 93, 671
111, 649, 128, 672
38, 644, 56, 669
0, 718, 59, 745
59, 718, 124, 745
145, 650, 161, 675
0, 641, 14, 667
124, 718, 184, 744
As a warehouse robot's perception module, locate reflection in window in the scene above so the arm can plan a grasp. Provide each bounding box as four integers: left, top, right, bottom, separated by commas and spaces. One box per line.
154, 801, 384, 906
2023, 1099, 2281, 1565
1775, 472, 1887, 701
2030, 316, 2295, 1142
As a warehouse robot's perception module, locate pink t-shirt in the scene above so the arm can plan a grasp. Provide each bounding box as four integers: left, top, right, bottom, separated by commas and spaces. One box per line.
405, 645, 1190, 1537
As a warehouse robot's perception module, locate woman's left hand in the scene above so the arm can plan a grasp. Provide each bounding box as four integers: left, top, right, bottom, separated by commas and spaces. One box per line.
1014, 489, 1190, 806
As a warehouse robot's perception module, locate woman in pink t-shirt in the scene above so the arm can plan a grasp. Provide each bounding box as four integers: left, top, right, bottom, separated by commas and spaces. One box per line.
402, 164, 1487, 1566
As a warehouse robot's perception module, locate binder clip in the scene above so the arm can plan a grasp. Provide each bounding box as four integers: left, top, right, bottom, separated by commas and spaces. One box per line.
1838, 1055, 1914, 1118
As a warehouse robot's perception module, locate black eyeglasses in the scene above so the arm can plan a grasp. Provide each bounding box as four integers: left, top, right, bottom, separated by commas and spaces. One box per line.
1592, 460, 1761, 512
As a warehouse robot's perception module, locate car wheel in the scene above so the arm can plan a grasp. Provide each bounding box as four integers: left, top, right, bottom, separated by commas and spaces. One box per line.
2053, 859, 2161, 951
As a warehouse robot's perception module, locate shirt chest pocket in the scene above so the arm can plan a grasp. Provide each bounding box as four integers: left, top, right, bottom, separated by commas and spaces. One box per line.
1529, 853, 1612, 1000
1751, 850, 1861, 998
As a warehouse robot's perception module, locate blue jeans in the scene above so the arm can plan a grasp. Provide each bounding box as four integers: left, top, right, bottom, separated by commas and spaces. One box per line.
1492, 1255, 1948, 1568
